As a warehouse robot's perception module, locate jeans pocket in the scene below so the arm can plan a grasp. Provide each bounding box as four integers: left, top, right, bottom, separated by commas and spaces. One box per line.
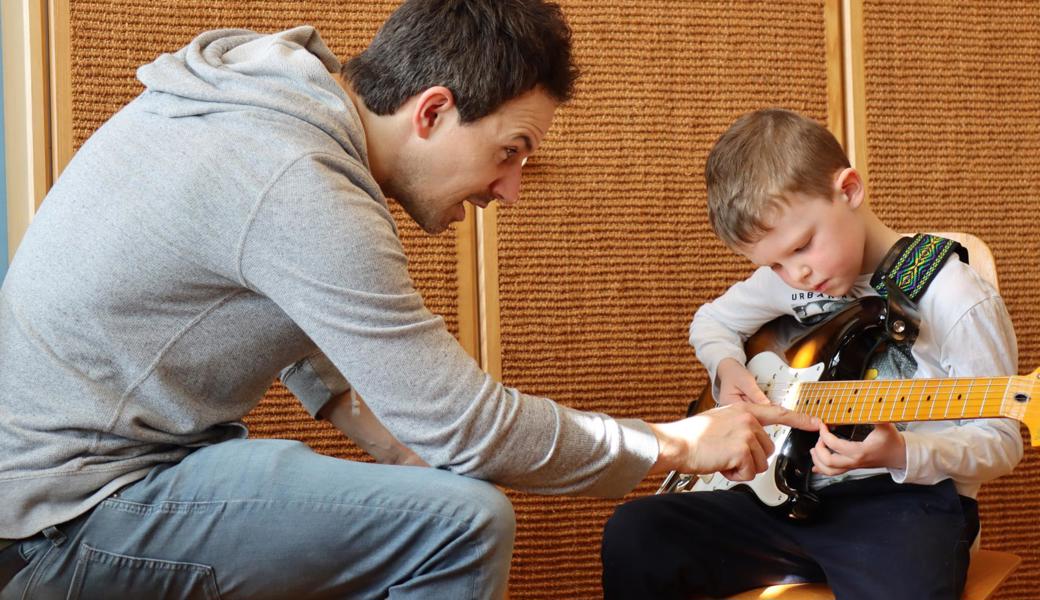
67, 544, 222, 600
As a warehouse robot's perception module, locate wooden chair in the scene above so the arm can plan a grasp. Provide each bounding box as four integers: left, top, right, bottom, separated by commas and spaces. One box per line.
695, 233, 1022, 600
718, 549, 1021, 600
937, 232, 999, 290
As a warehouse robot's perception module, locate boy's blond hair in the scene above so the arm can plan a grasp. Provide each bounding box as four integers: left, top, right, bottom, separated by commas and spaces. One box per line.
705, 108, 851, 248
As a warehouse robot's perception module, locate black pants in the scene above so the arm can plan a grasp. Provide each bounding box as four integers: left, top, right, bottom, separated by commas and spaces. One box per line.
601, 476, 978, 600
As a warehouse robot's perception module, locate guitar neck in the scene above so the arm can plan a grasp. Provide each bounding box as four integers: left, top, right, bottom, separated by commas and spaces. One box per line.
793, 375, 1034, 425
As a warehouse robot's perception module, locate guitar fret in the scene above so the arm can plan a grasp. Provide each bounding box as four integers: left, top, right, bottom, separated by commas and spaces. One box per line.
898, 378, 915, 420
938, 383, 946, 417
885, 380, 896, 423
961, 383, 970, 413
913, 379, 923, 421
837, 383, 849, 423
855, 381, 867, 423
843, 383, 854, 422
1001, 377, 1011, 419
876, 381, 887, 422
832, 384, 841, 421
885, 379, 896, 423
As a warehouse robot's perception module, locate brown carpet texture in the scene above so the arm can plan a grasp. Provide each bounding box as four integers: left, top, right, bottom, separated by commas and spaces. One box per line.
63, 1, 1038, 599
861, 3, 1040, 599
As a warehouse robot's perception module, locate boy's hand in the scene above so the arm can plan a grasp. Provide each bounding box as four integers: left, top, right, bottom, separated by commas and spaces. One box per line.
649, 403, 820, 482
716, 358, 771, 405
810, 422, 907, 475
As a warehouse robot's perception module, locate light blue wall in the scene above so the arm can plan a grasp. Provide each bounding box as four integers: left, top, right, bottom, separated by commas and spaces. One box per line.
0, 26, 7, 282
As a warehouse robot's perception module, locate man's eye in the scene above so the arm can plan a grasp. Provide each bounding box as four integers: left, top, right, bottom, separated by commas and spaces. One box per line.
504, 147, 519, 161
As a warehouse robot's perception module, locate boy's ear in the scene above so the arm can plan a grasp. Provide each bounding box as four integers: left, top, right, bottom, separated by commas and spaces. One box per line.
835, 167, 865, 209
411, 86, 456, 140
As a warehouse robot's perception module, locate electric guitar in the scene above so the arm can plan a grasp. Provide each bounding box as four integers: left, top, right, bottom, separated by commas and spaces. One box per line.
657, 295, 1040, 520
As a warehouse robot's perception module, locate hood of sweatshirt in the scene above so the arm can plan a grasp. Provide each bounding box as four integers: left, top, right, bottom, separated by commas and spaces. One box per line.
136, 26, 368, 166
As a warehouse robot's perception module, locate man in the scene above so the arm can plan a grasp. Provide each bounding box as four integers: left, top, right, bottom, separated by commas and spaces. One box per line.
0, 1, 815, 597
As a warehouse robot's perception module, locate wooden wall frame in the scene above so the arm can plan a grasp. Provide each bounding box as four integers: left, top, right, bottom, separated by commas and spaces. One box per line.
2, 0, 51, 262
476, 203, 502, 379
824, 0, 846, 149
841, 0, 869, 185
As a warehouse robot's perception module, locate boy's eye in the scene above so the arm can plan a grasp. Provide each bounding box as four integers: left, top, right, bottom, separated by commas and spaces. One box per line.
503, 147, 519, 161
794, 238, 812, 252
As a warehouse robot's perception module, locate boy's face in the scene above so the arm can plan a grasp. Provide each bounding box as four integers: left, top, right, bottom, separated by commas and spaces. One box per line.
738, 187, 866, 297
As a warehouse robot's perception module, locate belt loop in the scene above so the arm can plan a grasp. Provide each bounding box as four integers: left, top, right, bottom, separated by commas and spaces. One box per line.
41, 526, 67, 548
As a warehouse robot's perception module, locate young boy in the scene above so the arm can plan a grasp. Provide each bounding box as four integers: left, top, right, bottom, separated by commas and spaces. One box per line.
600, 109, 1024, 600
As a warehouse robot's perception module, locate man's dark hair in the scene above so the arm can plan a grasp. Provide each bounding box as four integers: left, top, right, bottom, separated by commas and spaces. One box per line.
344, 0, 579, 123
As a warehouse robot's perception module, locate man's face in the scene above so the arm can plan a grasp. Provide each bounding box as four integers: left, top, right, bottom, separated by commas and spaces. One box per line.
739, 191, 867, 297
391, 88, 558, 234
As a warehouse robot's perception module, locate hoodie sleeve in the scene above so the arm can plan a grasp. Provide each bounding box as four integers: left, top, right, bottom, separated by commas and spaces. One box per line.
238, 152, 659, 497
279, 351, 350, 417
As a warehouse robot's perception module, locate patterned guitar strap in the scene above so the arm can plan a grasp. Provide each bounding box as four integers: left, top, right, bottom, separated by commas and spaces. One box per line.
865, 234, 970, 384
869, 233, 969, 302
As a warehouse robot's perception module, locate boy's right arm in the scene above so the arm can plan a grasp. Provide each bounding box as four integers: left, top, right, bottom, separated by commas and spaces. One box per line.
691, 268, 791, 405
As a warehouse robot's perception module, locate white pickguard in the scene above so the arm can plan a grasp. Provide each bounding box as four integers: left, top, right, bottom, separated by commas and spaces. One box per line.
675, 352, 824, 506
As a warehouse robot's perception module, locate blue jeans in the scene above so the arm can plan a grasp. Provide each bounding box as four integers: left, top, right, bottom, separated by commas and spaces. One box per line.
2, 439, 515, 599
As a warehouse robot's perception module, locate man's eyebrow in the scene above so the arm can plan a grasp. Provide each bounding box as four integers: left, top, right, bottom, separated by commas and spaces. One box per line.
515, 135, 533, 154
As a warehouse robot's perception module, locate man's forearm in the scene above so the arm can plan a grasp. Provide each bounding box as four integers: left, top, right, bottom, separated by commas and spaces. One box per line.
320, 391, 429, 467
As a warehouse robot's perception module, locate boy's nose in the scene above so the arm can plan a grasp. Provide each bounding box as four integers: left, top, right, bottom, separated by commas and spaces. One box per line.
794, 264, 811, 283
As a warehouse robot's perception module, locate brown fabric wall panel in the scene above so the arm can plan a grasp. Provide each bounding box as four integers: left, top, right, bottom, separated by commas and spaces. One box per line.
861, 3, 1040, 598
67, 0, 460, 460
496, 2, 831, 597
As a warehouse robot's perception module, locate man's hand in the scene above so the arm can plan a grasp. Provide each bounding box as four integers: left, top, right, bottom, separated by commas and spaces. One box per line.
649, 403, 819, 482
810, 422, 907, 475
716, 358, 771, 405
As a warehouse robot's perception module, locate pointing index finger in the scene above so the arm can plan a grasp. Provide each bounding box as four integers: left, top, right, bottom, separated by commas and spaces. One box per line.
743, 403, 819, 431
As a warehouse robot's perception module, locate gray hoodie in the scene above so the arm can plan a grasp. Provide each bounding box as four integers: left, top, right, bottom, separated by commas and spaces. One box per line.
0, 27, 658, 539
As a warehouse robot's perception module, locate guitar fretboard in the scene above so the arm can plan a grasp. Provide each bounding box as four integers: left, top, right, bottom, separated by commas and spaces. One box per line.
788, 375, 1034, 424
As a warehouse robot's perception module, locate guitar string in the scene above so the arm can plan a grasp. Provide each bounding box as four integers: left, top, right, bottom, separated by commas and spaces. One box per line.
761, 377, 1011, 422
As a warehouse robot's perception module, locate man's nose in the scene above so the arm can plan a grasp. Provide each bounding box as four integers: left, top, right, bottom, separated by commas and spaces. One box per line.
491, 162, 523, 206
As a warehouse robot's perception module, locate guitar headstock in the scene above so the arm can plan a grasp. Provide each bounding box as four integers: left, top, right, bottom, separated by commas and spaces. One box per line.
1011, 367, 1040, 446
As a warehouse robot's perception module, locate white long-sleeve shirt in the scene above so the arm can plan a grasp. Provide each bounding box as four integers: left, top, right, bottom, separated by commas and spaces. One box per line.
690, 258, 1023, 498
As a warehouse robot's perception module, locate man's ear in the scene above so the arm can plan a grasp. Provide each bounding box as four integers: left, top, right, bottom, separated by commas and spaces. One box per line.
835, 167, 865, 209
411, 86, 456, 140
